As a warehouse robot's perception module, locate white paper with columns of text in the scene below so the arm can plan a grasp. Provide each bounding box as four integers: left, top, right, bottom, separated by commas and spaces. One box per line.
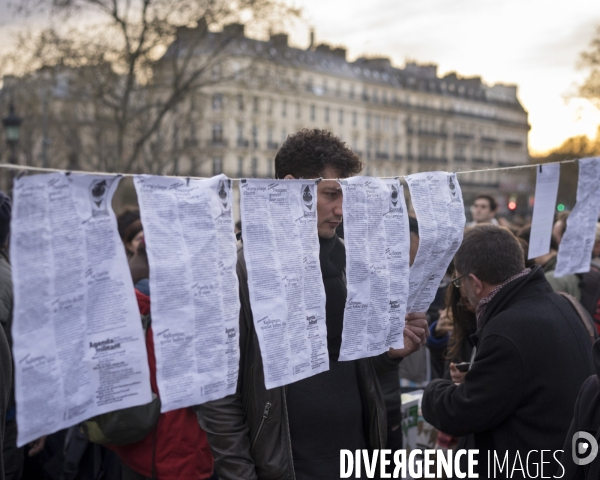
406, 172, 465, 314
555, 157, 600, 277
338, 177, 410, 361
240, 179, 328, 389
11, 173, 152, 446
135, 174, 239, 412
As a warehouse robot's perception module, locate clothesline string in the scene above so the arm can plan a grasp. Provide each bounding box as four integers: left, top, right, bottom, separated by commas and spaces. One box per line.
0, 158, 581, 181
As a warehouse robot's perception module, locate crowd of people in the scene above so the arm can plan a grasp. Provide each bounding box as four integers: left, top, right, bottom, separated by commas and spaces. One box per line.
0, 128, 599, 479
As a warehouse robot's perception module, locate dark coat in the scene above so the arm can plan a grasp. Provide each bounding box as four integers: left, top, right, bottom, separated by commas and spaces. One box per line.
0, 317, 12, 480
559, 339, 600, 479
422, 266, 594, 479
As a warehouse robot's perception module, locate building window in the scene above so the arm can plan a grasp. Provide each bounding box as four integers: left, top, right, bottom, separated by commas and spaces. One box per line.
281, 129, 287, 143
366, 114, 371, 129
352, 111, 357, 127
310, 105, 315, 121
252, 125, 258, 148
350, 84, 355, 99
324, 107, 330, 123
362, 88, 368, 101
267, 99, 273, 115
373, 89, 378, 103
366, 139, 372, 160
267, 161, 273, 178
237, 123, 244, 142
384, 117, 390, 131
253, 96, 259, 113
238, 157, 244, 177
336, 82, 341, 97
212, 123, 223, 143
213, 157, 223, 175
252, 157, 258, 177
282, 100, 287, 118
212, 64, 221, 80
375, 115, 380, 131
338, 109, 343, 126
323, 80, 328, 94
296, 102, 301, 119
267, 127, 273, 144
237, 94, 244, 111
212, 94, 223, 111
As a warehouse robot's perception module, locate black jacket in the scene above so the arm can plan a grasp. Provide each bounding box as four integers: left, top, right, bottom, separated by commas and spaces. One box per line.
422, 266, 594, 478
560, 339, 600, 479
195, 241, 399, 480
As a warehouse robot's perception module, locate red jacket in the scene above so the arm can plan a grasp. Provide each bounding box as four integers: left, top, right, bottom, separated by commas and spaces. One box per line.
109, 289, 214, 479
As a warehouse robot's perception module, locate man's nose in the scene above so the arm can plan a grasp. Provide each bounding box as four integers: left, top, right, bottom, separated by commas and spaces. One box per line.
333, 201, 343, 217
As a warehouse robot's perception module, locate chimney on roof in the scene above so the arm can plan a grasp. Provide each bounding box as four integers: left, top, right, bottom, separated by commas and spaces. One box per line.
332, 48, 346, 60
309, 28, 314, 50
270, 33, 288, 47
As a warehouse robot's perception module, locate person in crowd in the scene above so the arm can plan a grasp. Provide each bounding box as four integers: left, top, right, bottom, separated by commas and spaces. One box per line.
109, 238, 215, 480
553, 210, 570, 245
195, 128, 429, 480
560, 338, 600, 479
422, 225, 594, 478
428, 282, 478, 452
466, 194, 498, 227
0, 192, 46, 480
116, 206, 141, 243
0, 312, 10, 480
516, 225, 581, 300
124, 220, 145, 258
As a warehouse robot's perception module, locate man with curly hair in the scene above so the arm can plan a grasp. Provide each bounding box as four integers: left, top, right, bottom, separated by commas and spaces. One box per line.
196, 129, 428, 480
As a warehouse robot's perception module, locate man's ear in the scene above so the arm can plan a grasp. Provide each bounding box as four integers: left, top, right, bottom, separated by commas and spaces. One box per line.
469, 274, 484, 296
284, 174, 295, 180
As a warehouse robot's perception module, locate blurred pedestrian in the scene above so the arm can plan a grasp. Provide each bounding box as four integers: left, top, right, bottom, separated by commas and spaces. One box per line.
466, 194, 498, 227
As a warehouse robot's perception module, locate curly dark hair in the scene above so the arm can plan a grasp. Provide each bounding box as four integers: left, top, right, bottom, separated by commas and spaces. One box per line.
274, 129, 363, 179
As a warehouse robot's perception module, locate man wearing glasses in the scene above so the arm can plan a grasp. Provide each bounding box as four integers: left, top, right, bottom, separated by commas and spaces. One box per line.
422, 224, 594, 478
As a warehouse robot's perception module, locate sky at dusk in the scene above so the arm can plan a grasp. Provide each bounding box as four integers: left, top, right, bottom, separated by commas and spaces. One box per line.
1, 0, 600, 154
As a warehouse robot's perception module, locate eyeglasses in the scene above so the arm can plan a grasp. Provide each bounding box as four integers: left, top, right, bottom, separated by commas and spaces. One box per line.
451, 273, 469, 288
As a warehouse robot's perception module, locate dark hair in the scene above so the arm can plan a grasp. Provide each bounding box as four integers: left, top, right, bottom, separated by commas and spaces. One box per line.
117, 206, 140, 240
274, 129, 362, 179
408, 216, 419, 237
125, 219, 143, 244
445, 282, 477, 362
454, 224, 525, 285
474, 194, 497, 212
516, 225, 559, 253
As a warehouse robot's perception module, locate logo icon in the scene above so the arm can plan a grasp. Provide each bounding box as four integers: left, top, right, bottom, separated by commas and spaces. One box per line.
572, 431, 598, 466
89, 178, 115, 216
301, 184, 314, 212
217, 180, 231, 213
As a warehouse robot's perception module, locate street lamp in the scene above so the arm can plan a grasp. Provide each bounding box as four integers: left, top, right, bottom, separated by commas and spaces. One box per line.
2, 102, 22, 167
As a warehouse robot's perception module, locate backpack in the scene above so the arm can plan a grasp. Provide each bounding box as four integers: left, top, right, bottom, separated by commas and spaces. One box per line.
577, 261, 600, 334
82, 314, 161, 446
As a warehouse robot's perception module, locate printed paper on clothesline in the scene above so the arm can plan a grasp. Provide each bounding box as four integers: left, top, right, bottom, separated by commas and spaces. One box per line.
555, 157, 600, 277
529, 164, 560, 259
338, 177, 410, 361
135, 174, 239, 412
406, 172, 465, 314
11, 173, 152, 446
240, 179, 328, 389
